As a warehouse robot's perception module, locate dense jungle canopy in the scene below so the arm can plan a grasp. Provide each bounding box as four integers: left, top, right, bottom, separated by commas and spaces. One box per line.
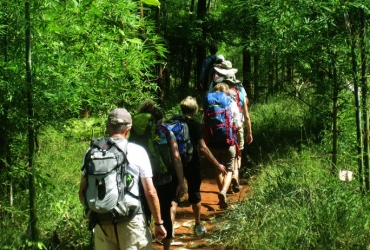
1, 0, 370, 248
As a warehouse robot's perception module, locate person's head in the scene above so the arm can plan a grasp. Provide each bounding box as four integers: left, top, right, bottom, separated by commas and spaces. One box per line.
138, 99, 163, 124
213, 82, 229, 93
215, 55, 225, 64
180, 96, 199, 117
106, 108, 132, 136
209, 44, 218, 55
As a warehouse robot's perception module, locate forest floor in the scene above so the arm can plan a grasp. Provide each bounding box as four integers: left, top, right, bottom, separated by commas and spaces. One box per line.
152, 161, 251, 250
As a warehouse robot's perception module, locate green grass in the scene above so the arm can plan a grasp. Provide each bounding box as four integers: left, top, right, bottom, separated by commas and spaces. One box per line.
216, 152, 370, 250
211, 95, 370, 250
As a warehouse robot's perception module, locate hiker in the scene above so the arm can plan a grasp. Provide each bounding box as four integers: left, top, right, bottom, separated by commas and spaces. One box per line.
204, 85, 237, 210
217, 69, 253, 192
199, 44, 218, 91
171, 96, 227, 236
78, 108, 166, 249
131, 99, 185, 250
207, 60, 238, 93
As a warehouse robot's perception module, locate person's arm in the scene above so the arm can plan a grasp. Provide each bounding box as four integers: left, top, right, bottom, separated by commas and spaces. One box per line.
78, 175, 86, 204
169, 139, 185, 198
198, 139, 227, 175
243, 97, 253, 144
141, 177, 167, 239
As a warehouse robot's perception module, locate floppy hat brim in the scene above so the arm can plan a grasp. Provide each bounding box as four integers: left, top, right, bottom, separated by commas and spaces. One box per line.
214, 67, 238, 76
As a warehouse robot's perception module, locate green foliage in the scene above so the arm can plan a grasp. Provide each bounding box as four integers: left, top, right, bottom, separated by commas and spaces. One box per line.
0, 126, 90, 249
141, 0, 161, 7
218, 152, 370, 250
212, 91, 369, 249
246, 94, 317, 166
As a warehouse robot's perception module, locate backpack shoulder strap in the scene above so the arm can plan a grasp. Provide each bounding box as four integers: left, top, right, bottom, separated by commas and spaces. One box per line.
157, 124, 171, 138
111, 139, 129, 155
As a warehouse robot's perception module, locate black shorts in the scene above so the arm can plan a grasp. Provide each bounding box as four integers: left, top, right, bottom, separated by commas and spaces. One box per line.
184, 163, 202, 204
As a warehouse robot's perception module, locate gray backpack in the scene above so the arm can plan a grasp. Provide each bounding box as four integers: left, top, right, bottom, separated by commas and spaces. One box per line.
82, 138, 141, 244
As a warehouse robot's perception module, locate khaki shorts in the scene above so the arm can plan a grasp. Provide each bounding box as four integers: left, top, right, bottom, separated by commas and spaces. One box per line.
95, 213, 152, 250
237, 127, 244, 151
209, 145, 236, 172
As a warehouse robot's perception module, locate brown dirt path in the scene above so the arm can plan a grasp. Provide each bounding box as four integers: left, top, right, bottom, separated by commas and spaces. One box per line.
152, 161, 250, 250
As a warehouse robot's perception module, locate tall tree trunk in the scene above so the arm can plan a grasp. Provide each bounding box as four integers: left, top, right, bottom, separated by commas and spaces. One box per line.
155, 6, 164, 105
331, 54, 338, 174
183, 46, 193, 91
286, 55, 293, 88
253, 54, 259, 102
275, 48, 279, 93
0, 1, 13, 217
344, 12, 364, 192
25, 0, 37, 240
242, 48, 252, 100
360, 8, 369, 190
196, 0, 207, 92
268, 50, 274, 98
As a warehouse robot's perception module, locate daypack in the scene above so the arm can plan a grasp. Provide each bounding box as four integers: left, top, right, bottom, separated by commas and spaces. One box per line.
129, 113, 173, 186
164, 115, 193, 166
82, 138, 141, 243
203, 92, 237, 146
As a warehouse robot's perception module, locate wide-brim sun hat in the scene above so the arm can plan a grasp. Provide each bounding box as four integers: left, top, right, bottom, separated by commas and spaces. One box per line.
214, 60, 238, 76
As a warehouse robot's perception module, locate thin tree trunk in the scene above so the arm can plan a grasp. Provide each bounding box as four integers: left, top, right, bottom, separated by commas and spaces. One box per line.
275, 48, 279, 93
196, 0, 207, 92
360, 8, 369, 190
242, 48, 252, 99
253, 54, 259, 102
1, 1, 13, 218
155, 6, 164, 104
268, 50, 274, 98
344, 12, 364, 192
26, 0, 37, 240
331, 54, 338, 174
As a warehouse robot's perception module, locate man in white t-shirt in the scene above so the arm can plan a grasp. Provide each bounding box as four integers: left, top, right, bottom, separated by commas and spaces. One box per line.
78, 108, 166, 249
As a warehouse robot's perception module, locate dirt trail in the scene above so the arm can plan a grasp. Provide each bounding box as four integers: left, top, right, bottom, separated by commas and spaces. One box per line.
152, 162, 250, 250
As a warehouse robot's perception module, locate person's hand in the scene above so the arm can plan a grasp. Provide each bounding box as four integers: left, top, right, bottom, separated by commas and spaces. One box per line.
154, 224, 167, 240
217, 164, 227, 175
176, 183, 186, 198
246, 133, 253, 145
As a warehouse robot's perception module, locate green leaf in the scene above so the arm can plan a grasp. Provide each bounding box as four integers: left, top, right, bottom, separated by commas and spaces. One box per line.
141, 0, 160, 7
127, 38, 143, 45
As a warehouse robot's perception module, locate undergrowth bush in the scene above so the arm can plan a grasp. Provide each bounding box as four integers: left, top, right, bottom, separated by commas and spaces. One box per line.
213, 95, 370, 250
217, 152, 370, 250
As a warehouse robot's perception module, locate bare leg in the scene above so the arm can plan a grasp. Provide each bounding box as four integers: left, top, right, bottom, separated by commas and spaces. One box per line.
192, 202, 201, 224
171, 201, 178, 236
222, 171, 233, 192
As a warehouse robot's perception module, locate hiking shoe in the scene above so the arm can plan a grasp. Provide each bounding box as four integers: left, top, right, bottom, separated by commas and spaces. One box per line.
233, 184, 242, 193
218, 191, 228, 209
231, 178, 241, 193
194, 223, 207, 236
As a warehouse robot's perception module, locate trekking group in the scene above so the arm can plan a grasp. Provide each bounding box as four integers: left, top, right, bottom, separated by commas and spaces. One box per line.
78, 44, 252, 249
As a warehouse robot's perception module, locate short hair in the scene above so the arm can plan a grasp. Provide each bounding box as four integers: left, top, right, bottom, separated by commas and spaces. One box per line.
213, 82, 229, 93
107, 123, 131, 135
180, 96, 198, 116
138, 99, 163, 122
209, 44, 218, 54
